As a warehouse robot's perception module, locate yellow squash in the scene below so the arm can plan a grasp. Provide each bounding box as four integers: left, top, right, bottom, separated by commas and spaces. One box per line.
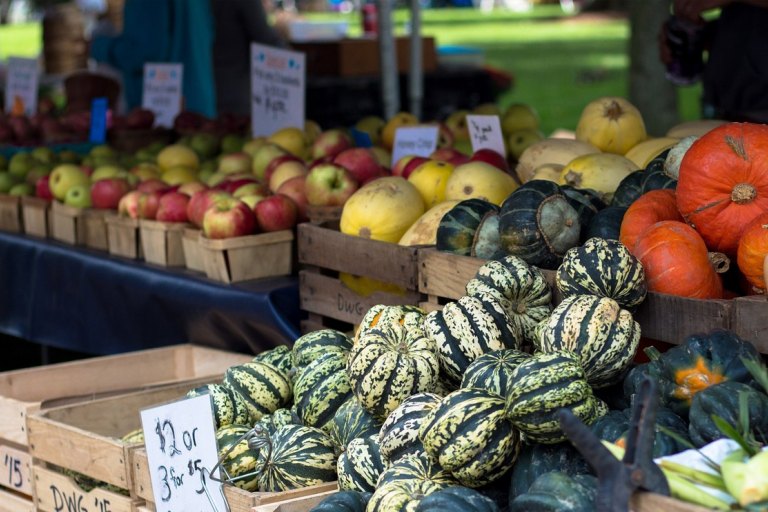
575, 96, 647, 155
559, 153, 638, 203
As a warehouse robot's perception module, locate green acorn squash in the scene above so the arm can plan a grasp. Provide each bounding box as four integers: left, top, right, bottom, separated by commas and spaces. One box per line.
508, 442, 591, 499
436, 199, 499, 255
252, 345, 293, 375
585, 206, 627, 241
471, 210, 504, 259
186, 383, 251, 429
560, 185, 606, 240
688, 381, 768, 448
293, 329, 353, 369
328, 397, 382, 456
591, 407, 691, 457
223, 362, 293, 423
415, 486, 500, 512
310, 491, 371, 512
378, 392, 442, 465
337, 434, 385, 492
293, 352, 353, 432
611, 171, 645, 209
461, 349, 530, 398
509, 472, 598, 512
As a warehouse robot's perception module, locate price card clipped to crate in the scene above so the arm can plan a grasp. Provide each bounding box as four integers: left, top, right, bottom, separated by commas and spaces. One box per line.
140, 394, 228, 511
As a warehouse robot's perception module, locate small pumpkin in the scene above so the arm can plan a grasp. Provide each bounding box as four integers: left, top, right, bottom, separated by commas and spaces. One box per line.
676, 122, 768, 256
737, 212, 768, 293
575, 96, 647, 154
619, 189, 682, 252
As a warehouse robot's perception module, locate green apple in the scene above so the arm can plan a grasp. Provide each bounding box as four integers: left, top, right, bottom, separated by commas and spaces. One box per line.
190, 133, 220, 160
0, 172, 20, 193
91, 165, 125, 182
89, 144, 116, 159
8, 152, 35, 178
9, 183, 33, 196
198, 167, 215, 184
31, 146, 57, 165
221, 134, 245, 155
93, 155, 119, 168
64, 183, 92, 208
135, 148, 156, 163
118, 171, 140, 187
57, 150, 80, 164
26, 165, 51, 186
49, 164, 90, 201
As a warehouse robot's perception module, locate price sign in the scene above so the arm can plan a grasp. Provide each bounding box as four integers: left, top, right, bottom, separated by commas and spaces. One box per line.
391, 125, 440, 166
467, 115, 506, 156
140, 395, 227, 512
4, 57, 38, 116
1, 444, 30, 495
251, 43, 305, 137
142, 63, 183, 128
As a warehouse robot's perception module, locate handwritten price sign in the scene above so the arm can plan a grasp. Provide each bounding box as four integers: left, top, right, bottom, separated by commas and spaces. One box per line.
251, 43, 305, 137
467, 115, 506, 157
140, 395, 226, 512
391, 126, 440, 166
4, 57, 38, 116
142, 63, 183, 128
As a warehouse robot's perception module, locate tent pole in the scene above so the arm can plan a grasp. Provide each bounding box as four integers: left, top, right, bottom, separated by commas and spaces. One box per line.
408, 0, 423, 119
377, 0, 400, 119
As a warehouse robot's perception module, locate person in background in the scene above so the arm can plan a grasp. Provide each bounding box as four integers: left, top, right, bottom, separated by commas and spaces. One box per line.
90, 0, 217, 118
210, 0, 289, 117
660, 0, 768, 123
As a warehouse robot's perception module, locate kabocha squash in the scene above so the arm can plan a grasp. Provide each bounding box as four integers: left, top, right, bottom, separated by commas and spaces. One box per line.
471, 211, 504, 259
586, 206, 626, 241
223, 362, 293, 422
293, 352, 353, 431
464, 256, 552, 346
509, 472, 598, 512
215, 424, 259, 490
337, 434, 385, 492
419, 388, 522, 487
293, 329, 353, 369
688, 381, 768, 448
508, 442, 591, 499
575, 96, 647, 154
642, 155, 678, 192
558, 153, 638, 203
347, 322, 440, 420
737, 212, 768, 293
378, 392, 442, 465
461, 349, 530, 398
186, 383, 251, 429
506, 350, 608, 443
590, 408, 690, 457
252, 345, 293, 375
328, 397, 382, 455
310, 490, 371, 512
253, 424, 337, 492
676, 122, 768, 255
415, 486, 501, 512
377, 451, 457, 488
560, 186, 606, 240
356, 305, 426, 343
619, 189, 682, 252
536, 295, 640, 388
436, 199, 499, 255
611, 160, 677, 210
425, 294, 521, 385
556, 237, 646, 309
633, 220, 726, 299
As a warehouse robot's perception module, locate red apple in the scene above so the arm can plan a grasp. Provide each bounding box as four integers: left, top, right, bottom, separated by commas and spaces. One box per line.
391, 155, 429, 179
187, 190, 232, 228
268, 159, 308, 193
118, 190, 142, 219
156, 191, 190, 223
35, 175, 54, 201
308, 155, 335, 170
137, 191, 163, 219
254, 194, 298, 232
177, 181, 207, 196
137, 178, 171, 194
125, 108, 155, 130
91, 178, 132, 210
310, 129, 354, 160
430, 147, 471, 166
276, 175, 309, 222
305, 163, 359, 207
233, 181, 268, 198
333, 148, 386, 185
436, 122, 455, 149
470, 148, 510, 173
202, 197, 257, 239
214, 176, 260, 195
252, 143, 290, 180
263, 154, 304, 185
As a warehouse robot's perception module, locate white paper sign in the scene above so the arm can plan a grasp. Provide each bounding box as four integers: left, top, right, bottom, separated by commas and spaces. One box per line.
142, 63, 183, 128
140, 395, 227, 512
467, 115, 506, 156
251, 43, 306, 137
391, 126, 440, 166
4, 57, 38, 116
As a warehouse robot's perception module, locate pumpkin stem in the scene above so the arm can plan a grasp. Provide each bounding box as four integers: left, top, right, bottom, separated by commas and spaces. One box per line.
708, 252, 731, 274
643, 346, 663, 362
563, 170, 582, 187
731, 183, 757, 204
603, 99, 624, 120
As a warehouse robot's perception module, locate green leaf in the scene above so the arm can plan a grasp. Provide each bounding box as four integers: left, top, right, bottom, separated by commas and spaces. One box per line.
742, 356, 768, 396
712, 415, 759, 457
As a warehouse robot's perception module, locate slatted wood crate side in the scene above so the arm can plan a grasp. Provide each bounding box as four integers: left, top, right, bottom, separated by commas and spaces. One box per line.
106, 215, 142, 260
33, 464, 141, 512
200, 230, 293, 283
731, 295, 768, 351
0, 487, 35, 512
182, 227, 206, 273
633, 293, 733, 345
139, 219, 187, 267
631, 492, 710, 512
0, 194, 23, 233
20, 196, 49, 238
0, 443, 32, 497
50, 201, 84, 245
251, 490, 338, 512
82, 209, 110, 251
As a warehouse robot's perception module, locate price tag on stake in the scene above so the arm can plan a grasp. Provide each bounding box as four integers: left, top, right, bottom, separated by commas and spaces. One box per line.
4, 57, 38, 116
140, 394, 227, 512
467, 114, 506, 156
142, 63, 183, 128
251, 43, 306, 137
391, 125, 440, 166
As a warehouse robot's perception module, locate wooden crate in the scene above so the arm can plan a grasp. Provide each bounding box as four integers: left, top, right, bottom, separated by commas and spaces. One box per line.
50, 200, 84, 245
252, 490, 338, 512
33, 465, 141, 512
20, 196, 50, 238
106, 215, 142, 260
631, 491, 710, 511
0, 194, 23, 233
0, 345, 250, 501
139, 219, 187, 267
297, 222, 422, 333
0, 486, 35, 512
306, 205, 342, 230
731, 294, 768, 352
199, 230, 294, 284
182, 227, 206, 273
82, 209, 111, 251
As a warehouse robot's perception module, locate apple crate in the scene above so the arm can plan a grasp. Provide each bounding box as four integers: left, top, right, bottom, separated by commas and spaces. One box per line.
306, 205, 342, 230
20, 196, 50, 238
0, 344, 250, 504
49, 201, 110, 249
0, 194, 23, 233
182, 227, 207, 273
199, 230, 294, 284
139, 219, 187, 267
106, 214, 142, 260
297, 222, 422, 333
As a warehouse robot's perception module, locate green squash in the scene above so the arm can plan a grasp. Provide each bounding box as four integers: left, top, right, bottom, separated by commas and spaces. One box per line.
415, 486, 501, 512
688, 381, 768, 448
377, 451, 457, 488
471, 211, 504, 259
368, 479, 443, 512
611, 171, 645, 209
591, 407, 691, 457
378, 392, 442, 465
498, 180, 581, 270
186, 383, 251, 429
293, 329, 353, 369
252, 345, 293, 375
437, 199, 500, 255
509, 472, 598, 512
556, 237, 647, 310
337, 434, 385, 492
585, 206, 627, 241
223, 362, 293, 423
310, 491, 371, 512
560, 186, 606, 241
293, 352, 353, 432
328, 397, 382, 456
509, 442, 591, 499
215, 424, 259, 490
356, 305, 426, 343
461, 349, 530, 398
641, 157, 677, 193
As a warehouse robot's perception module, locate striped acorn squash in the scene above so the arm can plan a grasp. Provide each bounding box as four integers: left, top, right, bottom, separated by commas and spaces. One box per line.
255, 408, 298, 434
348, 322, 440, 420
379, 392, 443, 465
377, 452, 457, 489
415, 486, 501, 512
215, 424, 259, 490
253, 424, 337, 492
460, 349, 530, 398
556, 237, 647, 310
419, 388, 521, 487
431, 377, 457, 397
464, 256, 552, 345
425, 295, 521, 385
293, 352, 353, 432
368, 479, 444, 512
498, 180, 581, 270
509, 472, 598, 512
337, 434, 385, 492
253, 345, 293, 375
506, 350, 608, 444
122, 429, 145, 444
355, 305, 426, 344
186, 383, 251, 429
687, 381, 768, 448
328, 397, 382, 456
585, 205, 627, 241
536, 295, 641, 389
293, 329, 353, 369
223, 362, 293, 422
436, 198, 499, 255
310, 491, 371, 512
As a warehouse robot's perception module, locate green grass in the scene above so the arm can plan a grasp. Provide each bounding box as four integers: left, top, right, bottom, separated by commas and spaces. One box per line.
0, 23, 41, 59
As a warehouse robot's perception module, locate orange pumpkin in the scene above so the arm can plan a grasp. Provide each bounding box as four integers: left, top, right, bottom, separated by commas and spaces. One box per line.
737, 212, 768, 293
676, 122, 768, 256
619, 189, 682, 252
633, 220, 726, 299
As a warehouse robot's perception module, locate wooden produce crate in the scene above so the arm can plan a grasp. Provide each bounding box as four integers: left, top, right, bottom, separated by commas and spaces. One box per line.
106, 215, 142, 260
199, 230, 294, 284
0, 194, 23, 233
306, 205, 342, 230
139, 219, 186, 267
182, 227, 206, 273
297, 222, 422, 333
20, 196, 50, 238
0, 345, 250, 504
82, 209, 111, 251
252, 490, 338, 512
631, 491, 710, 511
50, 201, 85, 245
